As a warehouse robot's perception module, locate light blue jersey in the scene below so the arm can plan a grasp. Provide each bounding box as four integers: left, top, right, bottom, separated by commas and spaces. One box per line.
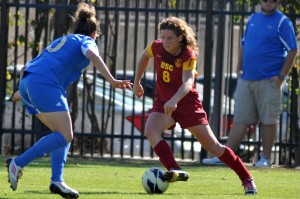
25, 34, 98, 88
241, 10, 298, 80
19, 34, 99, 114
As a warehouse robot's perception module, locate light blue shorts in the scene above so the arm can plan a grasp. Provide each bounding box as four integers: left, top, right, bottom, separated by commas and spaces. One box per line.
19, 73, 69, 114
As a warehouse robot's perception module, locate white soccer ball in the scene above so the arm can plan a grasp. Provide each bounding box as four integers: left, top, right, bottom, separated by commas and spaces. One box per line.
141, 167, 169, 194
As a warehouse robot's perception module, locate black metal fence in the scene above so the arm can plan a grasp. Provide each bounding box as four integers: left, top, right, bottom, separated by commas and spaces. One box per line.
0, 0, 299, 166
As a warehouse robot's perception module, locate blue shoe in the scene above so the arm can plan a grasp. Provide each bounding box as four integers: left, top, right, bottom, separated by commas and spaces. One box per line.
253, 153, 272, 168
202, 157, 224, 165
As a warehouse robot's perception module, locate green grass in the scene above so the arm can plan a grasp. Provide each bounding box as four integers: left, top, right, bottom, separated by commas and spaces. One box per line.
0, 156, 300, 199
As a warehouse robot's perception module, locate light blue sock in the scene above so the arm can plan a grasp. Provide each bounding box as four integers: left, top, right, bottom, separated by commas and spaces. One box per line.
50, 142, 71, 182
15, 132, 68, 168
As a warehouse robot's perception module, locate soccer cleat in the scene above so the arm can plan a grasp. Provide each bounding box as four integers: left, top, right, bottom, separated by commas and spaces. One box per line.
5, 158, 23, 191
253, 152, 272, 168
50, 181, 79, 199
242, 177, 257, 195
202, 157, 224, 165
164, 169, 189, 183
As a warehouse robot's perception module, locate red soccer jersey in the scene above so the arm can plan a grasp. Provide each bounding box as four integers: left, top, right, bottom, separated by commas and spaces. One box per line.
147, 40, 200, 104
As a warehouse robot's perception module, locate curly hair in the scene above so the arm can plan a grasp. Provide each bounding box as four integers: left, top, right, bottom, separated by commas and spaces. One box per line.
70, 2, 100, 36
159, 16, 199, 55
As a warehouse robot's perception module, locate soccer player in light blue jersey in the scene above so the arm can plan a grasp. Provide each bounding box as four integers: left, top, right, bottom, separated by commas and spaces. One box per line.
6, 2, 132, 198
202, 0, 298, 168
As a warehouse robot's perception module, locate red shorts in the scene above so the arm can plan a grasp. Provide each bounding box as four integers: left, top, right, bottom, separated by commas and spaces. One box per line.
151, 98, 208, 129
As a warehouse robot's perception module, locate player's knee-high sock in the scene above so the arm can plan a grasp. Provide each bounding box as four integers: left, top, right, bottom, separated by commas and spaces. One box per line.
51, 142, 71, 182
153, 140, 180, 170
219, 146, 251, 181
15, 132, 68, 168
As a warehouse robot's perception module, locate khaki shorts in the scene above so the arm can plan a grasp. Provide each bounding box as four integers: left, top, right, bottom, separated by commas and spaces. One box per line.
233, 78, 283, 125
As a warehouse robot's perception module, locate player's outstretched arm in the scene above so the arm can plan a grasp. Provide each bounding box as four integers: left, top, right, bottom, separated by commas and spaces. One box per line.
86, 49, 132, 89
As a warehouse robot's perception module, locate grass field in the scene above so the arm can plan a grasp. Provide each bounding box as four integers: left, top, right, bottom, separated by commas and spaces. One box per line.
0, 156, 299, 199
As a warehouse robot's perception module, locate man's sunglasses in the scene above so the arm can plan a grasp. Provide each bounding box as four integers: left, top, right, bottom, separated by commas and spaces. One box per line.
262, 0, 278, 3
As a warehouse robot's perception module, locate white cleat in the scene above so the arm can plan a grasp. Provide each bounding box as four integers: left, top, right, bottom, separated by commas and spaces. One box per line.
5, 158, 23, 191
50, 181, 79, 198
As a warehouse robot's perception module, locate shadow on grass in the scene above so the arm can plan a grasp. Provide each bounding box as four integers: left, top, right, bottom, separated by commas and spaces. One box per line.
0, 155, 204, 169
25, 190, 179, 196
67, 191, 240, 197
63, 191, 205, 196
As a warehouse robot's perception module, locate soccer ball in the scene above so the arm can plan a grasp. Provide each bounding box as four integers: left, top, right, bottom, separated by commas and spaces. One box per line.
141, 167, 169, 194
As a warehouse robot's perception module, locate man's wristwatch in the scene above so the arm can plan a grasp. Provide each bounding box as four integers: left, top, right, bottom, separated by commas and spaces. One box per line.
278, 73, 285, 81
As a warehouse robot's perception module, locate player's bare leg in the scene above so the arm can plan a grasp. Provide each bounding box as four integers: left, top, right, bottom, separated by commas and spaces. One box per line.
144, 113, 189, 182
188, 124, 257, 195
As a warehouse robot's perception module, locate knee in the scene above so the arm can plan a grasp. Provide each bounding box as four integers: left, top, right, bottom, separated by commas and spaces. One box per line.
144, 130, 153, 139
144, 128, 157, 139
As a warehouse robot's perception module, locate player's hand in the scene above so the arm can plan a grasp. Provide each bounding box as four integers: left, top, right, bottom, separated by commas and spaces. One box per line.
163, 100, 177, 116
113, 80, 133, 90
13, 90, 22, 102
133, 83, 144, 98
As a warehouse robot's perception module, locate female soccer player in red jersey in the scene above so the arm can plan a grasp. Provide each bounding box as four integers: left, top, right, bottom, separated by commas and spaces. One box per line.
133, 16, 257, 195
